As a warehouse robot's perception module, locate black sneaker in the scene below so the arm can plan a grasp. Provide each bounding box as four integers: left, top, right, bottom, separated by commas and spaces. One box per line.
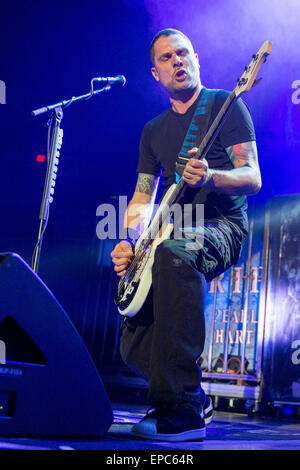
131, 403, 206, 442
203, 395, 213, 425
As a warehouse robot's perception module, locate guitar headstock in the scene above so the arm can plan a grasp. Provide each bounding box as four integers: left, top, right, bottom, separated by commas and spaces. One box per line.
234, 40, 272, 98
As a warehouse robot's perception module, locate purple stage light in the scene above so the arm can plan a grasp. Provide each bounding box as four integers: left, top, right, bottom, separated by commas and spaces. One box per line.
142, 0, 300, 194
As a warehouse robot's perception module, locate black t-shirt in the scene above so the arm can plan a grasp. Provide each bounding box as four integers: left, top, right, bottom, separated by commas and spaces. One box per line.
137, 88, 256, 234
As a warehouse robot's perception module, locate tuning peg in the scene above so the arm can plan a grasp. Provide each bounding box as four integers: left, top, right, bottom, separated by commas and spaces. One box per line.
252, 77, 262, 87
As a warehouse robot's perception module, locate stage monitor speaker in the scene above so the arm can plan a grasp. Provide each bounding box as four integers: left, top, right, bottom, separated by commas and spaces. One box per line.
0, 252, 113, 437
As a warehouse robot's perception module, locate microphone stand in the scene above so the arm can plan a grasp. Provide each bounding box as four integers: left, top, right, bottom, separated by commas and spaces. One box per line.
31, 83, 112, 274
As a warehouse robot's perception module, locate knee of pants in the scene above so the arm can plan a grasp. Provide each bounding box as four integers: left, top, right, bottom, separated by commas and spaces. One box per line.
153, 238, 199, 270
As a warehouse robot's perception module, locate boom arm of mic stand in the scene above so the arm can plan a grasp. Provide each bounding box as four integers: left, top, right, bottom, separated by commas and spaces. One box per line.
31, 85, 111, 117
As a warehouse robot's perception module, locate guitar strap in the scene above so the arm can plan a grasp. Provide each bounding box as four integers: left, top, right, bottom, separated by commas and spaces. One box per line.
175, 87, 218, 179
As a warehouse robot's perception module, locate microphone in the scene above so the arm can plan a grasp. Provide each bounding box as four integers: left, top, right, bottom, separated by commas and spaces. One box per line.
93, 75, 126, 87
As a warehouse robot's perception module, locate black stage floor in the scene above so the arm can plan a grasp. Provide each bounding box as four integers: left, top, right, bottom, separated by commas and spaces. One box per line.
0, 401, 299, 451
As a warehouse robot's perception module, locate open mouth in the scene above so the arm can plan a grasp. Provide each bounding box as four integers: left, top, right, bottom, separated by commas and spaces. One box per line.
174, 69, 186, 81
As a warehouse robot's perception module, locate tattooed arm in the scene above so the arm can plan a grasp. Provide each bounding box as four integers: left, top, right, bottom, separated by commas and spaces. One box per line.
111, 173, 160, 276
182, 141, 261, 195
124, 172, 160, 234
135, 173, 159, 197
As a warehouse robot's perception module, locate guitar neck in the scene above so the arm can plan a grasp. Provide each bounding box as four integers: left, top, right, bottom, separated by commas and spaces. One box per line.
196, 90, 237, 160
172, 89, 238, 202
141, 89, 239, 242
136, 38, 272, 246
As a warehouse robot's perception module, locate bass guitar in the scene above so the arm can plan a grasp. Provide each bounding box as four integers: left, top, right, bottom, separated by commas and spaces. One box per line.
115, 40, 272, 317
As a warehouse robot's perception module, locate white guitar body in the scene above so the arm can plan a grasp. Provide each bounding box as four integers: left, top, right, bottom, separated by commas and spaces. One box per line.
116, 184, 176, 317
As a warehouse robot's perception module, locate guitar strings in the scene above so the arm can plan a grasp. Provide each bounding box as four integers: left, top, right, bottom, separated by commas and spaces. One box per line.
117, 43, 271, 306
117, 91, 237, 299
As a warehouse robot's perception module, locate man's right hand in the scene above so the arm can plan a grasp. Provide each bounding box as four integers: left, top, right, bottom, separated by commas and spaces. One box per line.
111, 241, 134, 277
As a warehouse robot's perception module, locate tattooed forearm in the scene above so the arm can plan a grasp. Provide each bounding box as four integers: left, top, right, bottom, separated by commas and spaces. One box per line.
203, 140, 261, 195
226, 141, 258, 169
123, 173, 159, 235
135, 173, 156, 195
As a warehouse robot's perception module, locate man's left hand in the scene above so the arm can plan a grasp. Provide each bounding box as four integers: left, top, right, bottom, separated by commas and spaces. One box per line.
182, 147, 212, 188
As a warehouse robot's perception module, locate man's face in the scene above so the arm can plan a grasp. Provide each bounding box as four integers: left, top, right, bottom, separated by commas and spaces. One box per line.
151, 34, 200, 98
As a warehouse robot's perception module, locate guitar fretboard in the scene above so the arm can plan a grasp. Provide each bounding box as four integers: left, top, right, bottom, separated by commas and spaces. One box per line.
166, 89, 238, 206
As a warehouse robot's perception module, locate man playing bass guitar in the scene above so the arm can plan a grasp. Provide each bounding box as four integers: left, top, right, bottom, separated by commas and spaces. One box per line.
111, 28, 261, 442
